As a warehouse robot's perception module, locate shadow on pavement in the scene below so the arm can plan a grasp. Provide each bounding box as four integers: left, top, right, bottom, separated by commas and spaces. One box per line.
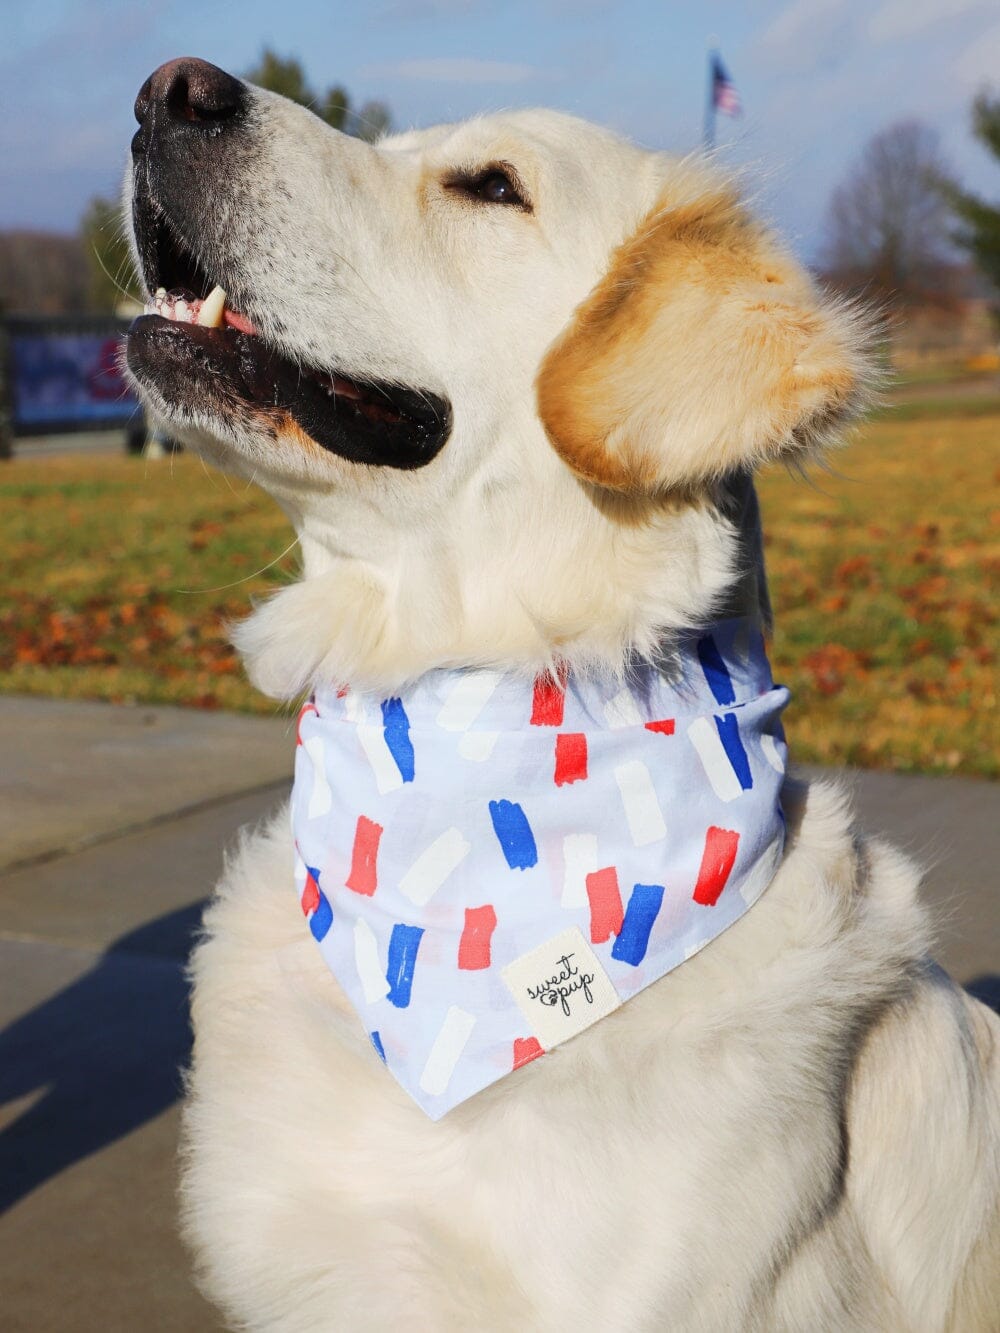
1, 899, 995, 1218
0, 901, 204, 1213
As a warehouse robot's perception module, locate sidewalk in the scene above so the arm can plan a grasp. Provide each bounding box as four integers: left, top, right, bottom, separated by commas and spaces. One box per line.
11, 430, 126, 460
1, 697, 292, 1332
1, 695, 997, 1331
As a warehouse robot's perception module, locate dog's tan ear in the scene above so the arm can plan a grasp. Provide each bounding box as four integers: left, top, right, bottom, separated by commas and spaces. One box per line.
537, 187, 875, 493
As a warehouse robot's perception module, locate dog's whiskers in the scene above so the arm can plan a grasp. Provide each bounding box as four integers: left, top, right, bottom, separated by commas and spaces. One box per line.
173, 534, 300, 595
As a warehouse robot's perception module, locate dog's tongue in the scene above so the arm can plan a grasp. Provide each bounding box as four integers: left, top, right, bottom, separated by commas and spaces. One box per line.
146, 284, 258, 335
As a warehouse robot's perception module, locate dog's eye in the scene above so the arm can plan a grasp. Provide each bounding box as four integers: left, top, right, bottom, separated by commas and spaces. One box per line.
445, 165, 531, 212
475, 170, 521, 205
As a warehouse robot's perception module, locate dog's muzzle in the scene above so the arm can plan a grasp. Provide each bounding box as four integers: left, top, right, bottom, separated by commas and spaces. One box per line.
125, 58, 453, 470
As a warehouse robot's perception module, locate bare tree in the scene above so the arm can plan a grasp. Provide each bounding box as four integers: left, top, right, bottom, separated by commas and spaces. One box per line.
820, 121, 953, 302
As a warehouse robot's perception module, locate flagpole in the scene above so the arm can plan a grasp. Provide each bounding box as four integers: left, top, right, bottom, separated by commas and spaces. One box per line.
704, 44, 716, 151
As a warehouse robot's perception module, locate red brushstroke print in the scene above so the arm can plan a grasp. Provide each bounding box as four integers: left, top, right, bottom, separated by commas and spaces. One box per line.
513, 1037, 545, 1069
554, 732, 588, 786
345, 815, 383, 896
530, 666, 567, 726
645, 718, 676, 736
301, 870, 321, 916
458, 904, 498, 970
296, 700, 318, 745
586, 866, 624, 943
693, 826, 740, 906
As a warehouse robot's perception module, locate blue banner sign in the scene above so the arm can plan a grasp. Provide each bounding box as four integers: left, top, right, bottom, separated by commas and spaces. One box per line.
7, 318, 139, 434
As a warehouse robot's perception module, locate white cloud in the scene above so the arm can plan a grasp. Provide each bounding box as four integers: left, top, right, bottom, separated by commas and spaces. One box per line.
950, 19, 1000, 92
363, 58, 551, 84
867, 0, 994, 45
757, 0, 846, 55
750, 0, 862, 84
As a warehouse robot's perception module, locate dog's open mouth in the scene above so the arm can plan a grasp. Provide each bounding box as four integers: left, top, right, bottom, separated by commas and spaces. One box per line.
126, 208, 452, 469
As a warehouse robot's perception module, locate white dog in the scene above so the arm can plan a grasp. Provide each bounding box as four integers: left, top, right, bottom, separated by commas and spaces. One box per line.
126, 58, 1000, 1331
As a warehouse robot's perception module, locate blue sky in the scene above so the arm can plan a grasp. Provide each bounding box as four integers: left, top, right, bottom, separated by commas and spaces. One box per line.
3, 0, 998, 257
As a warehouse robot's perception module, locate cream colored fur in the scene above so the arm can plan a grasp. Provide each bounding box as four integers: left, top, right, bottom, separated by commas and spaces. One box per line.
126, 78, 1000, 1331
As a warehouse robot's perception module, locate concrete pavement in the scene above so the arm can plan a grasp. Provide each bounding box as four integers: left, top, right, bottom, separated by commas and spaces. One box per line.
1, 698, 291, 1332
2, 694, 295, 870
1, 695, 997, 1331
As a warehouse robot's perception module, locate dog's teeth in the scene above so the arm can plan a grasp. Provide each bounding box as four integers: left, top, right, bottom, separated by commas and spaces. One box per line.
197, 285, 227, 328
175, 299, 191, 323
155, 287, 167, 299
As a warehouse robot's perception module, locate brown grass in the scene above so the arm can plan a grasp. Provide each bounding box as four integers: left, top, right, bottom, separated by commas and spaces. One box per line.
757, 411, 998, 777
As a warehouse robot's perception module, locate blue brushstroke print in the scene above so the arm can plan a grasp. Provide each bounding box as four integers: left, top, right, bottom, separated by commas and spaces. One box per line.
305, 864, 333, 942
381, 697, 415, 783
488, 800, 539, 870
386, 923, 424, 1007
612, 883, 665, 966
714, 712, 753, 791
697, 634, 736, 706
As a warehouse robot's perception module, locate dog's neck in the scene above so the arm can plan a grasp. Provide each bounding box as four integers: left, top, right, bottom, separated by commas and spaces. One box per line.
236, 465, 769, 702
290, 615, 789, 1118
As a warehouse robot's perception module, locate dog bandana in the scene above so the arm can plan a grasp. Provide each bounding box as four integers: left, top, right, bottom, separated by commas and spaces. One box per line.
291, 617, 789, 1119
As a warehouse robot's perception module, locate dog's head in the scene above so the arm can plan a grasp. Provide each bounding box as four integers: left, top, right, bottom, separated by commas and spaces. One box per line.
126, 58, 874, 695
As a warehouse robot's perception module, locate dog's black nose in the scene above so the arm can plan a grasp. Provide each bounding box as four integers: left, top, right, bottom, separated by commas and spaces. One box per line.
134, 57, 245, 128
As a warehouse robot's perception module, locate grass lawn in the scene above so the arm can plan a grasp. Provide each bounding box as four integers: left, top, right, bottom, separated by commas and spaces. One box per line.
0, 454, 294, 715
2, 410, 997, 777
873, 395, 1000, 423
757, 411, 998, 778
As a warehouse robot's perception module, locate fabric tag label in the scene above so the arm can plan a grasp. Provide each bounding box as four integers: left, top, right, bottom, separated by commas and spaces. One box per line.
501, 926, 621, 1050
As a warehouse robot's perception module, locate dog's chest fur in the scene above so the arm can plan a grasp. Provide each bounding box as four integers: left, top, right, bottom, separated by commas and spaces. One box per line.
182, 777, 948, 1330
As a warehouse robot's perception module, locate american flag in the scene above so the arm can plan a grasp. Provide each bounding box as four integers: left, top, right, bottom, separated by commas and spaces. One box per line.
712, 55, 741, 117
